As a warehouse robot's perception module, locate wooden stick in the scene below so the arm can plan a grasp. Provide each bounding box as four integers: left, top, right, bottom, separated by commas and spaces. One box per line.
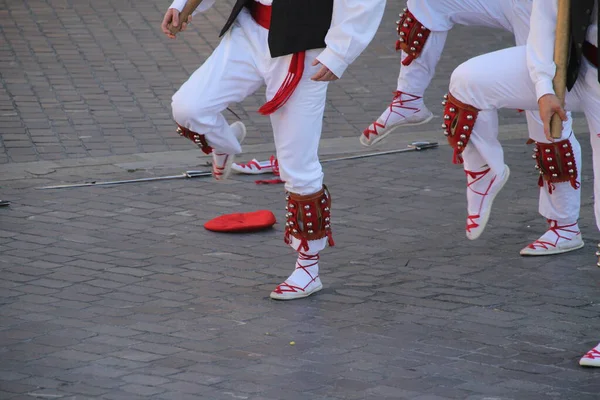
168, 0, 204, 35
550, 0, 570, 139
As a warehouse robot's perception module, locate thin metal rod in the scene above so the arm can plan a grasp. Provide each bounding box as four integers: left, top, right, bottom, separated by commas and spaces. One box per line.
36, 170, 211, 190
321, 141, 438, 163
35, 141, 438, 190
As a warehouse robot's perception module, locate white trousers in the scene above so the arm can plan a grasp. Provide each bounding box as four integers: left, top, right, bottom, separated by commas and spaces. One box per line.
400, 0, 532, 95
399, 0, 580, 224
172, 9, 327, 196
450, 46, 600, 226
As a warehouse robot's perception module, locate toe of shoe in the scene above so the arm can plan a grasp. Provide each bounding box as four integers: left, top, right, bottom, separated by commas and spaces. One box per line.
579, 358, 600, 367
269, 282, 323, 300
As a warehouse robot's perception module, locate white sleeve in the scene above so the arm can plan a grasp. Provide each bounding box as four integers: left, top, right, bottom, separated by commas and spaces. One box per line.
169, 0, 216, 16
526, 0, 558, 100
316, 0, 387, 78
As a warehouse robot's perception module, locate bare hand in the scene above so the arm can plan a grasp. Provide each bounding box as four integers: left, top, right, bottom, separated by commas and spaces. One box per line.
538, 93, 568, 140
161, 8, 192, 39
310, 59, 339, 81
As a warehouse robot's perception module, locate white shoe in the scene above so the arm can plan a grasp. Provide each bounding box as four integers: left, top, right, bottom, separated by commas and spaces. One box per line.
270, 251, 322, 300
269, 277, 323, 300
579, 343, 600, 367
520, 220, 584, 256
360, 91, 433, 147
465, 165, 510, 240
232, 156, 276, 175
212, 122, 246, 181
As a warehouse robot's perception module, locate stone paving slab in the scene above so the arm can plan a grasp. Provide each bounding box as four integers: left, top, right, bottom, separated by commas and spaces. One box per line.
2, 0, 523, 163
1, 132, 600, 399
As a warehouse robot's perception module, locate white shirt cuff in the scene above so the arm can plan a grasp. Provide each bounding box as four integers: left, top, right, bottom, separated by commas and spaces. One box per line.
169, 0, 215, 14
169, 0, 187, 12
316, 48, 349, 79
535, 80, 556, 101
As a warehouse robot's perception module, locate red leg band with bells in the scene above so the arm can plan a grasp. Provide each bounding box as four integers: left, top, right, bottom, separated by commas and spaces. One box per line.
441, 93, 479, 164
396, 8, 431, 66
284, 185, 334, 252
530, 138, 580, 194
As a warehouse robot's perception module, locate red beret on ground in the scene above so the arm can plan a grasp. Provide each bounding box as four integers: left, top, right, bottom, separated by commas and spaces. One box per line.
203, 210, 277, 233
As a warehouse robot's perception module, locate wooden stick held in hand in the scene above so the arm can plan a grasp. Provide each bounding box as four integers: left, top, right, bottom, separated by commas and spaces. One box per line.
169, 0, 204, 35
550, 0, 570, 139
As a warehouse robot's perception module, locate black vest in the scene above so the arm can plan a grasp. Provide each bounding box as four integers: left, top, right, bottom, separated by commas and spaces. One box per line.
567, 0, 599, 89
219, 0, 334, 58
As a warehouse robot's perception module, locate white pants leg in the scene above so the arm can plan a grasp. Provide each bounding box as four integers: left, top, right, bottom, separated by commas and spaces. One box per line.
395, 33, 447, 96
450, 45, 583, 224
397, 0, 515, 96
266, 50, 327, 197
171, 22, 263, 154
574, 60, 600, 230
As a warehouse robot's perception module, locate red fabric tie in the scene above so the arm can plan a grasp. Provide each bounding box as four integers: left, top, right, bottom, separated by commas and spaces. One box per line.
250, 2, 306, 115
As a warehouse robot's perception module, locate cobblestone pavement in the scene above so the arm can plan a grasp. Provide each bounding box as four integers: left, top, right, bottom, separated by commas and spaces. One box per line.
1, 0, 600, 399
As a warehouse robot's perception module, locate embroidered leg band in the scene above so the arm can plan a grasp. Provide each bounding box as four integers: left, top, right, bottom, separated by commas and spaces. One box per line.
396, 8, 431, 66
284, 185, 334, 252
530, 138, 580, 194
176, 124, 213, 155
441, 92, 480, 164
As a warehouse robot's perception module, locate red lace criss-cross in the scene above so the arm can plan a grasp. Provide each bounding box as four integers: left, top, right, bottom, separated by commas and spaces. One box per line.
465, 168, 496, 233
363, 91, 422, 140
212, 152, 230, 178
237, 159, 264, 172
255, 155, 284, 184
525, 220, 580, 250
582, 347, 600, 360
271, 252, 319, 295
